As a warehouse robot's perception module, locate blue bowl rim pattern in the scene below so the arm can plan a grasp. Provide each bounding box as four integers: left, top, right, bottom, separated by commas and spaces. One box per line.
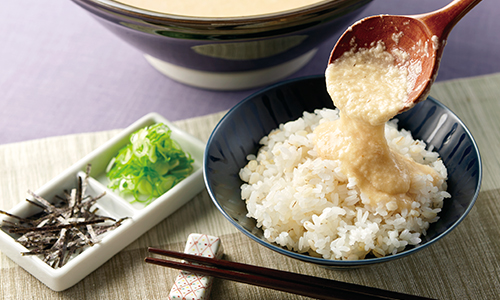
204, 75, 482, 266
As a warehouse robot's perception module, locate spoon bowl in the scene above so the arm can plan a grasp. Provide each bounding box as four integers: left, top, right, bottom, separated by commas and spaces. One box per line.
329, 0, 482, 111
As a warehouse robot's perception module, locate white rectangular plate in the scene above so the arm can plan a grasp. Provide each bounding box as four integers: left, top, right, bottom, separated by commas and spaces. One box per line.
0, 112, 205, 291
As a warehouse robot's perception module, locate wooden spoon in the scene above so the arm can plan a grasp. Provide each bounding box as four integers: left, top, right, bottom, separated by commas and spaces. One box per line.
328, 0, 482, 112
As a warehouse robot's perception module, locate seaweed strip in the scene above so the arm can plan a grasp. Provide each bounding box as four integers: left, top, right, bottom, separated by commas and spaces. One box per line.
0, 164, 129, 268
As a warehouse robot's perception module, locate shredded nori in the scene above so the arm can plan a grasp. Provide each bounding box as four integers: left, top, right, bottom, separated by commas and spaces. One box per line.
0, 165, 128, 268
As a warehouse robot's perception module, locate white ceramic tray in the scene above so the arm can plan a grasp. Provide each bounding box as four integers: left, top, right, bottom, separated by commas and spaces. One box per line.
0, 112, 205, 291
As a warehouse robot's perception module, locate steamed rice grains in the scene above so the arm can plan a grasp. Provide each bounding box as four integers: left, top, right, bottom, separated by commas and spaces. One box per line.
239, 108, 450, 260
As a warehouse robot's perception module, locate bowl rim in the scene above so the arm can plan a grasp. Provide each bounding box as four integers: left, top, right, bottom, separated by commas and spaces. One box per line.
71, 0, 371, 28
204, 74, 482, 266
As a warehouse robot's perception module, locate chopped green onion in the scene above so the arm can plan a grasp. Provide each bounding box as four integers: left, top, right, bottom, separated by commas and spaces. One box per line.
106, 123, 194, 205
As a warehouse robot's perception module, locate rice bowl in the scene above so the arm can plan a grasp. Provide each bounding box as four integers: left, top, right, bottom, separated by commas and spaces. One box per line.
203, 75, 481, 267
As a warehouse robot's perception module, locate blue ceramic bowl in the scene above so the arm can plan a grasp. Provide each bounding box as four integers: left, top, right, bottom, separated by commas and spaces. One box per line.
204, 75, 482, 267
71, 0, 371, 90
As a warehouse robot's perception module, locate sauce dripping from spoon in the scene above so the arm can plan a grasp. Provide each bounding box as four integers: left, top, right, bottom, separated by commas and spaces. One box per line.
314, 0, 480, 209
329, 0, 482, 112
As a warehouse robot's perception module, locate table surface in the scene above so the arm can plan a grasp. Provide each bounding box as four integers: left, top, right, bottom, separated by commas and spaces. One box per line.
1, 1, 500, 299
1, 72, 500, 299
1, 0, 499, 146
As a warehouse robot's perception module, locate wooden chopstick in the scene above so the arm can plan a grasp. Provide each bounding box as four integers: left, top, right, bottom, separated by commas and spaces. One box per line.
146, 247, 436, 300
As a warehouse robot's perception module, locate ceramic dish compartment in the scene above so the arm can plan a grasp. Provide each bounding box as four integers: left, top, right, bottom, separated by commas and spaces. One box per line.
0, 112, 205, 291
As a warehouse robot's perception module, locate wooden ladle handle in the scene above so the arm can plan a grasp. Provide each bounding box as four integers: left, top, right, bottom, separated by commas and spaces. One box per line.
414, 0, 482, 40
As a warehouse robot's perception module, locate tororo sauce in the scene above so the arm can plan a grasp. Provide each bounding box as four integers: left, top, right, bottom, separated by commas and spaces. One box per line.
314, 41, 440, 211
112, 0, 325, 17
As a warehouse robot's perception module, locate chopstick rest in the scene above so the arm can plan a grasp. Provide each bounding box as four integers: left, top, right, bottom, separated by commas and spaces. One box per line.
167, 233, 223, 300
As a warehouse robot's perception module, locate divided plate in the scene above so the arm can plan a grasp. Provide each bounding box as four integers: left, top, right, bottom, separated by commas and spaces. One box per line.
0, 112, 205, 291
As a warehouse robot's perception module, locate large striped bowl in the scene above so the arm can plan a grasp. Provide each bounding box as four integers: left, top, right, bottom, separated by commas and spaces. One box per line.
203, 75, 481, 267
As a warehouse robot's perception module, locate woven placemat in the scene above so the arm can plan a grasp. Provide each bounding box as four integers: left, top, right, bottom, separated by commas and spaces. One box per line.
1, 74, 500, 299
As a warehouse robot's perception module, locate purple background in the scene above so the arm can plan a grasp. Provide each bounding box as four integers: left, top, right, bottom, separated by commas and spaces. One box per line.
1, 0, 499, 145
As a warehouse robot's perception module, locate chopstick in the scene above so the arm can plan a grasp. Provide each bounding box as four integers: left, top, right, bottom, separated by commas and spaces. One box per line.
146, 247, 436, 300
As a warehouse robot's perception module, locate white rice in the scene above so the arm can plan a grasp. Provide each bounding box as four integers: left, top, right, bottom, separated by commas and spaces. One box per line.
239, 108, 450, 260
